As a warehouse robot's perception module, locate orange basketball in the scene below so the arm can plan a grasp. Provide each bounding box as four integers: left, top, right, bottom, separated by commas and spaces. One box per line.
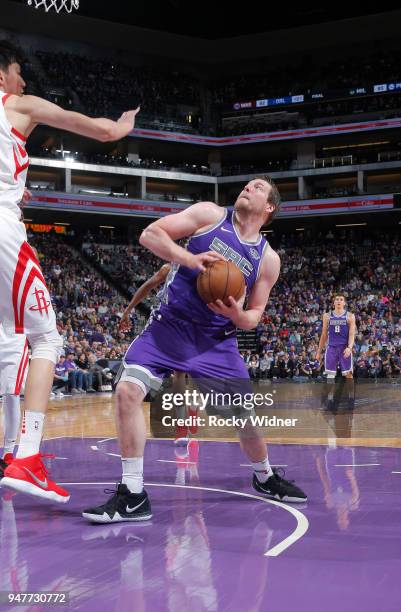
197, 260, 245, 306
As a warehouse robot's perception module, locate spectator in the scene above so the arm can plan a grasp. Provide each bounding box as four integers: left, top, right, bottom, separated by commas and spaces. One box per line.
52, 355, 68, 396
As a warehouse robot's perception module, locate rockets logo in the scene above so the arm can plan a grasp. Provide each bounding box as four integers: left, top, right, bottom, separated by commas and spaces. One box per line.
28, 288, 50, 316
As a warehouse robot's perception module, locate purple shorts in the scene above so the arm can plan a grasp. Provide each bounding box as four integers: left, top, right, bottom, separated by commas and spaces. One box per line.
325, 345, 352, 374
121, 309, 249, 394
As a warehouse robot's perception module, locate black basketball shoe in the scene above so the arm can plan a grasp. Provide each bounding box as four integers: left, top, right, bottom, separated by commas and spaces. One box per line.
252, 469, 307, 503
82, 484, 152, 523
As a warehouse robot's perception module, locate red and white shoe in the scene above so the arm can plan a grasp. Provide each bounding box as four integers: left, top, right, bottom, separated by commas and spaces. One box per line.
1, 453, 70, 503
0, 453, 14, 478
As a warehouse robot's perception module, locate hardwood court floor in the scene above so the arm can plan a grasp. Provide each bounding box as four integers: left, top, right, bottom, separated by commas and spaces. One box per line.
1, 392, 400, 447
2, 394, 401, 611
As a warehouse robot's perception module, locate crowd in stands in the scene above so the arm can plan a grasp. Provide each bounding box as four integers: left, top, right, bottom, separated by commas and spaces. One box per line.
19, 41, 401, 137
219, 95, 401, 136
26, 224, 401, 389
27, 231, 137, 395
82, 239, 161, 311
221, 160, 292, 176
33, 51, 200, 132
248, 229, 401, 379
81, 227, 401, 381
212, 48, 401, 106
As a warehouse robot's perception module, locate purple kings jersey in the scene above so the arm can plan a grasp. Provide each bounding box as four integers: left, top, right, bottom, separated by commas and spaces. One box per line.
157, 208, 268, 329
328, 310, 349, 347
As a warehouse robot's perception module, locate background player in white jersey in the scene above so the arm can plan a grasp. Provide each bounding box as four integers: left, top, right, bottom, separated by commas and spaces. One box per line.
0, 40, 139, 503
0, 237, 43, 478
0, 325, 27, 477
0, 189, 32, 478
317, 294, 356, 414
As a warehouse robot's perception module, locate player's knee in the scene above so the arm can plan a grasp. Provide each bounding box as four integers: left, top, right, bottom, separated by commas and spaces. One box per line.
116, 381, 144, 410
344, 372, 353, 379
28, 328, 62, 364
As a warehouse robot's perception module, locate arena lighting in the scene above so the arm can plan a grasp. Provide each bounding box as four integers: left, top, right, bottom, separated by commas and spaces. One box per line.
23, 218, 33, 222
336, 223, 367, 227
323, 141, 390, 151
296, 228, 305, 231
99, 225, 115, 229
81, 189, 110, 195
54, 222, 70, 226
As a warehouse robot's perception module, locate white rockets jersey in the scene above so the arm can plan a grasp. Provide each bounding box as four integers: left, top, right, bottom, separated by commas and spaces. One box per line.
0, 91, 29, 219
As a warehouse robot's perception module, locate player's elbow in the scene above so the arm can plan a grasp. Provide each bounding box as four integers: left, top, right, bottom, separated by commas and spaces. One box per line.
139, 224, 158, 248
97, 126, 118, 142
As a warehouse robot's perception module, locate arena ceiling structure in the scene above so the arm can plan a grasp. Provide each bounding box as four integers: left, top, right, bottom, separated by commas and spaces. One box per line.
7, 1, 401, 39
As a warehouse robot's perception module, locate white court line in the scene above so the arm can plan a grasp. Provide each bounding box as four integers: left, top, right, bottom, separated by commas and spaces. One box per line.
157, 459, 196, 464
98, 437, 116, 444
61, 481, 309, 557
90, 445, 120, 458
334, 463, 380, 467
240, 464, 288, 468
391, 471, 401, 474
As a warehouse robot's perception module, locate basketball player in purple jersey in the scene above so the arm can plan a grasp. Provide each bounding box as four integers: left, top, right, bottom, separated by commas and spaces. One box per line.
83, 177, 307, 523
317, 295, 356, 415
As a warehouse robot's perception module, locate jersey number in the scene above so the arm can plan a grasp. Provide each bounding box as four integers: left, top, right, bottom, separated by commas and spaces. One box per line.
335, 325, 340, 333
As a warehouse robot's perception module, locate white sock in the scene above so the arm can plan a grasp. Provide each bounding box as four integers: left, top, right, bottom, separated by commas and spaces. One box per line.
121, 457, 143, 494
175, 466, 186, 485
16, 411, 45, 459
2, 395, 21, 457
252, 457, 273, 483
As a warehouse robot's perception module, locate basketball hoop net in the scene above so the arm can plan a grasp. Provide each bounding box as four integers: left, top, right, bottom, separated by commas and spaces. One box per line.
27, 0, 79, 13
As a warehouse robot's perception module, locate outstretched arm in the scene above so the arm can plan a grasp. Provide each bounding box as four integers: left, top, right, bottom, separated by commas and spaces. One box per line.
6, 94, 139, 142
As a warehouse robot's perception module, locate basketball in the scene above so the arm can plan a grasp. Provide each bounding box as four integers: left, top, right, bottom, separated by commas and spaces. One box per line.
197, 260, 245, 306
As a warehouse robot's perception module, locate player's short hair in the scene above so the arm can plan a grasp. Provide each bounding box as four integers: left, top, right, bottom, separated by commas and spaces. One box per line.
255, 175, 281, 225
0, 40, 24, 71
333, 293, 346, 300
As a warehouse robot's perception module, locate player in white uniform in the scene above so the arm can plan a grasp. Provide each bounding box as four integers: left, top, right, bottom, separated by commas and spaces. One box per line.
0, 230, 37, 479
0, 40, 139, 503
0, 325, 27, 476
